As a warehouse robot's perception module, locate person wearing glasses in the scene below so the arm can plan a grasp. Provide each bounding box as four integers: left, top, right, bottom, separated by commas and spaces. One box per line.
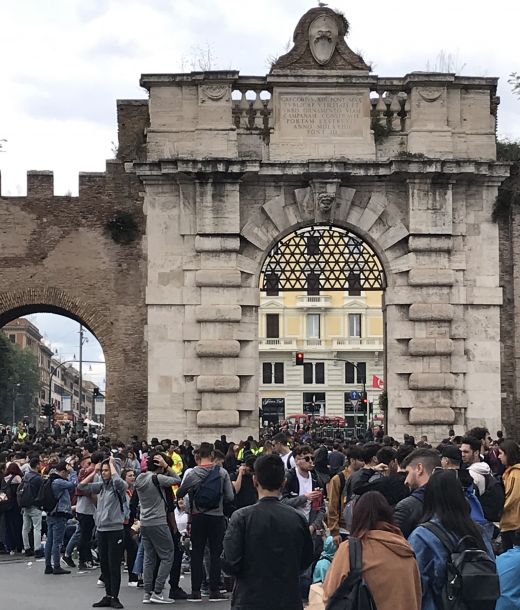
282, 444, 326, 605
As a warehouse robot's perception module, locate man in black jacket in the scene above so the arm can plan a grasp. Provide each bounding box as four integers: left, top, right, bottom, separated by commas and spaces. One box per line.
222, 454, 314, 610
394, 448, 441, 537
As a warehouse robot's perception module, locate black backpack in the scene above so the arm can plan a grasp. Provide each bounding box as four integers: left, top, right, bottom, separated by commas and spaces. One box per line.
325, 537, 377, 610
422, 521, 500, 610
193, 466, 223, 511
37, 475, 60, 513
0, 476, 14, 513
477, 475, 505, 523
17, 476, 38, 509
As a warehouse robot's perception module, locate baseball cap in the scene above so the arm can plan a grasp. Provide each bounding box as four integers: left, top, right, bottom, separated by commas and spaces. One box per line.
441, 445, 462, 463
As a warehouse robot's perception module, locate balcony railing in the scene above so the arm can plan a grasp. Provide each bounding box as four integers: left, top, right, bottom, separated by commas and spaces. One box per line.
259, 338, 297, 350
296, 295, 332, 307
333, 337, 383, 350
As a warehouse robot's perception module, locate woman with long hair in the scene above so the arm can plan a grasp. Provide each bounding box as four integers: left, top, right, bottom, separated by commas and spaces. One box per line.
1, 462, 23, 554
323, 491, 421, 610
499, 439, 520, 550
223, 442, 238, 475
121, 469, 139, 586
408, 469, 494, 610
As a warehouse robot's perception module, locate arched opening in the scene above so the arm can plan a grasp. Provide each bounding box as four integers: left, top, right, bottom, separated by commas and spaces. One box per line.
258, 225, 386, 438
0, 304, 107, 433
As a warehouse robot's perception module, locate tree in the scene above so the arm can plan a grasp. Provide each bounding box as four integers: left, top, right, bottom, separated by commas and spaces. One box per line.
0, 333, 40, 425
509, 73, 520, 98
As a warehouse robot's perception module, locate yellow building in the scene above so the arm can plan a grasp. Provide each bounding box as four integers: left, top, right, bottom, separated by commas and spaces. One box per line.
258, 226, 385, 434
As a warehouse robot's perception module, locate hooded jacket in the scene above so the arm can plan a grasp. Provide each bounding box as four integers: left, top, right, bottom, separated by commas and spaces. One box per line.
313, 536, 337, 583
323, 522, 421, 610
501, 463, 520, 532
78, 471, 128, 532
177, 464, 233, 517
469, 460, 492, 496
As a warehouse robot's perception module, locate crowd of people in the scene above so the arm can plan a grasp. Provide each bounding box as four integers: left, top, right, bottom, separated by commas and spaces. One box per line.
0, 423, 519, 609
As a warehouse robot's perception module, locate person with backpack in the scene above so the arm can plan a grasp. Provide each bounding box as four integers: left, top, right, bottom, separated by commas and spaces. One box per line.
78, 455, 128, 609
408, 469, 499, 610
134, 451, 181, 604
19, 456, 44, 558
323, 491, 421, 610
461, 435, 493, 496
498, 440, 520, 551
0, 462, 23, 554
496, 528, 520, 610
327, 445, 364, 547
177, 441, 234, 602
41, 459, 78, 575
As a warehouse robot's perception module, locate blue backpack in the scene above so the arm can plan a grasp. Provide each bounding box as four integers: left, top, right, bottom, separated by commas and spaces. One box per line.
193, 466, 223, 511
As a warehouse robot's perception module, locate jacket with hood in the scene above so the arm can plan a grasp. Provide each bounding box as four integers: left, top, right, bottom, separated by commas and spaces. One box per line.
409, 517, 494, 610
323, 522, 422, 610
312, 536, 337, 583
501, 463, 520, 532
394, 485, 426, 538
135, 469, 180, 526
469, 460, 491, 496
50, 471, 77, 516
177, 464, 233, 517
78, 471, 128, 532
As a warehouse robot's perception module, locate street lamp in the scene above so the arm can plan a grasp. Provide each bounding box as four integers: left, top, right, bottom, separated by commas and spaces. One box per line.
12, 383, 21, 428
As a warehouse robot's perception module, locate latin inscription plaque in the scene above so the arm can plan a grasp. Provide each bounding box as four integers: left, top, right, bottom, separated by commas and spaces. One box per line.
279, 93, 365, 138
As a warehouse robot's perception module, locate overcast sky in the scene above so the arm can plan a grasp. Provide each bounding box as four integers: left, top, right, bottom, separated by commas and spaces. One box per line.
2, 0, 519, 360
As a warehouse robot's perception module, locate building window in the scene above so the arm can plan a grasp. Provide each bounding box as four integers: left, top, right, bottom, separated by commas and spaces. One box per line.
348, 313, 362, 337
261, 398, 285, 424
304, 362, 325, 384
303, 392, 325, 415
262, 362, 284, 384
9, 334, 15, 343
306, 272, 320, 296
348, 272, 362, 296
265, 272, 279, 296
306, 235, 321, 256
345, 361, 367, 384
266, 313, 280, 338
307, 314, 321, 339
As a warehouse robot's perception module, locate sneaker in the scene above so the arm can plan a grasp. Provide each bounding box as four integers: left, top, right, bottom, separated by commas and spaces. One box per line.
186, 592, 202, 603
34, 550, 45, 559
110, 599, 124, 609
61, 555, 76, 568
170, 588, 188, 600
79, 561, 96, 570
24, 548, 34, 557
201, 588, 209, 597
142, 593, 151, 604
150, 592, 174, 604
97, 579, 105, 587
137, 578, 144, 588
128, 581, 138, 587
44, 565, 53, 575
92, 597, 112, 608
53, 566, 71, 575
209, 592, 228, 602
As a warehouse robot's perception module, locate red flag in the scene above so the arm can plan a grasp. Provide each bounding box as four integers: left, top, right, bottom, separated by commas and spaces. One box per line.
372, 375, 384, 390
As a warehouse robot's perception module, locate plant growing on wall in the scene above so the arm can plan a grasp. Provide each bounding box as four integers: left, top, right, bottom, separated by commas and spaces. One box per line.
378, 390, 387, 411
492, 140, 520, 222
105, 211, 139, 245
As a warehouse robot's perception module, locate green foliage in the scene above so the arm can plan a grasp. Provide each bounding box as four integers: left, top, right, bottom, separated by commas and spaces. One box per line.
0, 333, 40, 424
395, 151, 428, 160
371, 119, 392, 143
509, 73, 520, 98
493, 139, 520, 222
105, 211, 139, 245
378, 391, 388, 411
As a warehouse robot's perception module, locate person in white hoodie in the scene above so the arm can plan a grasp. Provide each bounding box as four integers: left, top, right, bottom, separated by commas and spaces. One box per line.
461, 435, 491, 495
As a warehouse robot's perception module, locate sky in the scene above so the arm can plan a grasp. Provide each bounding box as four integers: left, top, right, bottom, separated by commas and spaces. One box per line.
1, 0, 519, 359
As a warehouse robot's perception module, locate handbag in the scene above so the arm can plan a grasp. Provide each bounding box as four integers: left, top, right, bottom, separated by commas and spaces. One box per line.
308, 583, 326, 610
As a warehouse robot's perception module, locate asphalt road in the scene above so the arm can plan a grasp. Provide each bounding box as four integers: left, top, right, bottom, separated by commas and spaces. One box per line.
0, 557, 231, 610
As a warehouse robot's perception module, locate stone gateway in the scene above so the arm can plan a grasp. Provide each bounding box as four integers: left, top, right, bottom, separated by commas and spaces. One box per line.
0, 7, 514, 441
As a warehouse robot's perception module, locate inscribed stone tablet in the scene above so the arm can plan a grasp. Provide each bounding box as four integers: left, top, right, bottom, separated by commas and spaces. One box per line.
279, 93, 365, 138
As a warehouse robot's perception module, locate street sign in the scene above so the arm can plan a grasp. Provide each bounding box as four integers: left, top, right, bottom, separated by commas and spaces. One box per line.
351, 399, 359, 411
350, 391, 361, 400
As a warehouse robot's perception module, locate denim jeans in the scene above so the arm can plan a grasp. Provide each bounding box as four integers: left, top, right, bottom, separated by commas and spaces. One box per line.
45, 515, 67, 568
66, 521, 81, 557
132, 539, 144, 575
22, 506, 43, 551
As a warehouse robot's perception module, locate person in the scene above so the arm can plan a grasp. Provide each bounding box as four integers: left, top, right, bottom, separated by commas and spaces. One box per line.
73, 452, 98, 570
323, 491, 421, 610
134, 452, 181, 604
177, 442, 234, 602
1, 462, 23, 554
121, 468, 139, 586
223, 442, 238, 476
461, 435, 492, 495
408, 469, 495, 610
327, 442, 345, 477
496, 528, 520, 610
352, 445, 412, 507
230, 456, 258, 510
44, 459, 78, 575
222, 453, 314, 610
499, 439, 520, 550
21, 456, 44, 558
394, 448, 441, 537
272, 433, 295, 470
312, 535, 337, 583
327, 445, 364, 546
78, 455, 128, 609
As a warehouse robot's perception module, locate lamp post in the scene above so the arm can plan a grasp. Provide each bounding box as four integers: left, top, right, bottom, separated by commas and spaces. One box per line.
12, 382, 21, 428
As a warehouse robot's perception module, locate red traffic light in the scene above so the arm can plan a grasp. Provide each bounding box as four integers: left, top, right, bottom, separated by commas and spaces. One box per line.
361, 392, 368, 405
295, 352, 305, 366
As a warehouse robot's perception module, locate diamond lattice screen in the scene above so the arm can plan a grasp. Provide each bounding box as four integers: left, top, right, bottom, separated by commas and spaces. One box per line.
261, 226, 385, 292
